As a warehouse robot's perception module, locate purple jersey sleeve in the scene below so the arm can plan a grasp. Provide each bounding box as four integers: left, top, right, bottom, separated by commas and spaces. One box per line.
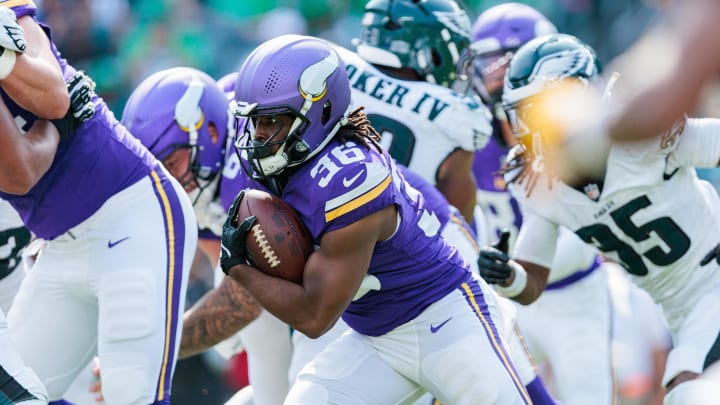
2, 0, 36, 19
397, 164, 451, 229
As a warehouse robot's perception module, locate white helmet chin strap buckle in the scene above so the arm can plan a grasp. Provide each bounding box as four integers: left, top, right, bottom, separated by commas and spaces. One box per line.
255, 142, 289, 176
231, 100, 258, 116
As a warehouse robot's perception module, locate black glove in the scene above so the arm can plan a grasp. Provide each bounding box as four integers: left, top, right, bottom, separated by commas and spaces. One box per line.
701, 243, 720, 266
51, 71, 96, 138
477, 230, 514, 285
220, 190, 257, 275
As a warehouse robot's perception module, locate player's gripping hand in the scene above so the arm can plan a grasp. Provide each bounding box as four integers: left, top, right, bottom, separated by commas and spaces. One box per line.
0, 7, 26, 53
701, 243, 720, 266
67, 71, 96, 123
50, 71, 96, 138
477, 230, 513, 285
221, 190, 257, 275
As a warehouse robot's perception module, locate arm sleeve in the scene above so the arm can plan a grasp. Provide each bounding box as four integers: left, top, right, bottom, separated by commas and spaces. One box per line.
667, 117, 720, 168
512, 209, 559, 269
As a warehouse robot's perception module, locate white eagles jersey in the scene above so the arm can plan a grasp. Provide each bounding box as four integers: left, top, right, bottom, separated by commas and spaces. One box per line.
512, 117, 720, 329
0, 199, 22, 231
334, 45, 493, 185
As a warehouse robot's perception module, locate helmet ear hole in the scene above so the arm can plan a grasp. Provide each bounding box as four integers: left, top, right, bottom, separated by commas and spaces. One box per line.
208, 121, 219, 144
431, 48, 442, 67
384, 18, 402, 30
321, 100, 331, 125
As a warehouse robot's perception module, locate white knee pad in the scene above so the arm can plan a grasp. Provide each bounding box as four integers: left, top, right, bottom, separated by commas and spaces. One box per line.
664, 379, 718, 405
99, 271, 157, 341
98, 272, 156, 404
100, 352, 149, 405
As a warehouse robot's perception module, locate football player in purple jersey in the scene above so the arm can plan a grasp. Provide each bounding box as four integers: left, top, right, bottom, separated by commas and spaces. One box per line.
0, 3, 198, 404
122, 67, 294, 405
460, 4, 616, 404
119, 66, 263, 357
220, 34, 531, 404
184, 69, 555, 404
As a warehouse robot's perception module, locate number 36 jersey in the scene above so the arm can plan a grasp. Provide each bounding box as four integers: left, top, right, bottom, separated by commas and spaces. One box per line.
333, 45, 492, 185
282, 138, 470, 337
511, 117, 720, 328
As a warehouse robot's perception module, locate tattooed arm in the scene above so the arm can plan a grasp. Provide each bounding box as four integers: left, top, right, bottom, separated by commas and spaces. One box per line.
179, 277, 262, 359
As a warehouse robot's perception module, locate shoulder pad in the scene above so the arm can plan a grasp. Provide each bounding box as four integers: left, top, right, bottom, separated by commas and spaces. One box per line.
440, 94, 493, 151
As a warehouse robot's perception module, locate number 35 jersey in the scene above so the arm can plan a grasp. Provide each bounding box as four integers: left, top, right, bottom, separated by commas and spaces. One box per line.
512, 117, 720, 327
334, 45, 492, 185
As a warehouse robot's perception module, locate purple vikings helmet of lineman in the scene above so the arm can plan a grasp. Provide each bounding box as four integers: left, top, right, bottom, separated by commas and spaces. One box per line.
217, 71, 241, 149
232, 35, 351, 181
459, 2, 557, 106
217, 72, 239, 97
122, 67, 229, 202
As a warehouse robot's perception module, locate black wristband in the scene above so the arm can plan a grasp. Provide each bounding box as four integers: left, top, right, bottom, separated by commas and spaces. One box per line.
220, 256, 246, 275
50, 109, 76, 139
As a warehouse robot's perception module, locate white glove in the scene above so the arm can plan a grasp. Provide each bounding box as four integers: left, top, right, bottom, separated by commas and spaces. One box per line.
0, 7, 26, 53
0, 7, 25, 80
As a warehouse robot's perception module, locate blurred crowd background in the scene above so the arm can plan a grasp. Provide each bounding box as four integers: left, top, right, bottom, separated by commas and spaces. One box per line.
36, 0, 662, 113
33, 0, 686, 404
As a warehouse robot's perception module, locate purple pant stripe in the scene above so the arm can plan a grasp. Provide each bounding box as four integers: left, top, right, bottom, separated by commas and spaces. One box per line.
149, 169, 187, 402
460, 279, 531, 404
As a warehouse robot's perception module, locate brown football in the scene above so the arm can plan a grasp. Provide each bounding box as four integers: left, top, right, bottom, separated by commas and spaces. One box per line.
235, 189, 313, 284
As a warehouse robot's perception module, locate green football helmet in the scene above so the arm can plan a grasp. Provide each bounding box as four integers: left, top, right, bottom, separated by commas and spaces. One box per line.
356, 0, 471, 88
502, 34, 601, 143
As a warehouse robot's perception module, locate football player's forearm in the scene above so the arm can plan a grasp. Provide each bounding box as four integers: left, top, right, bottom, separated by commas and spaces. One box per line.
1, 17, 68, 119
609, 2, 720, 142
0, 111, 58, 194
510, 259, 549, 305
179, 277, 261, 359
437, 150, 477, 223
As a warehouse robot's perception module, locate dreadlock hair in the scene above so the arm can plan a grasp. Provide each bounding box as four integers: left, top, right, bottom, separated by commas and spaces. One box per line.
497, 144, 555, 197
336, 107, 383, 153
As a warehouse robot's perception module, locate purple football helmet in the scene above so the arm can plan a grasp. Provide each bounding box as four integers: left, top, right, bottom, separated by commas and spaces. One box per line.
458, 3, 557, 105
122, 67, 229, 197
232, 34, 351, 180
217, 72, 238, 98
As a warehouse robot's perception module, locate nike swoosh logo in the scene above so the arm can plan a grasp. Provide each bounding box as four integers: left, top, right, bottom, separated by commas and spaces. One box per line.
663, 168, 679, 181
430, 317, 452, 333
325, 163, 391, 214
108, 237, 130, 249
343, 171, 364, 187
